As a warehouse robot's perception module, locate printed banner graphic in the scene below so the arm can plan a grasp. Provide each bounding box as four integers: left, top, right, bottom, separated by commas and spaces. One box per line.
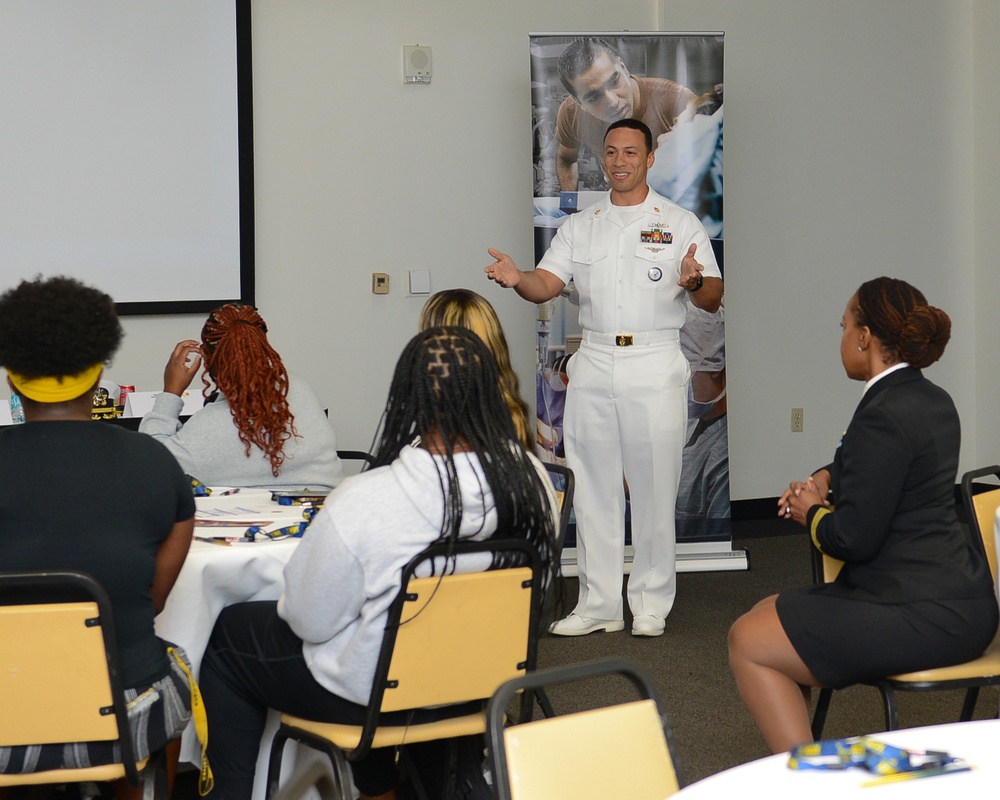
529, 33, 728, 545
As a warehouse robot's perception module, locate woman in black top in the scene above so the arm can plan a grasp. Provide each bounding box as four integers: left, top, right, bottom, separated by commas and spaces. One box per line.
0, 276, 195, 797
728, 277, 998, 752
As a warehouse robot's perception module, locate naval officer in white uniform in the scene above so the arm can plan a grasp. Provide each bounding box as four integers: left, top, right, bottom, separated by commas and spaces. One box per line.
485, 118, 723, 637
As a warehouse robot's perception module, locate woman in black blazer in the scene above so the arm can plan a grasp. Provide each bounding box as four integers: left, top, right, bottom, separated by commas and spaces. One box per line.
729, 277, 998, 753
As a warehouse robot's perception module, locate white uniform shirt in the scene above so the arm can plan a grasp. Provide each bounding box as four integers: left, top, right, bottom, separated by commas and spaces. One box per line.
537, 187, 721, 334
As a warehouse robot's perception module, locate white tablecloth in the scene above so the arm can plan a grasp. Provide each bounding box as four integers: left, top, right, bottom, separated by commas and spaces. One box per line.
156, 539, 299, 687
157, 488, 311, 697
675, 718, 1000, 798
155, 489, 326, 798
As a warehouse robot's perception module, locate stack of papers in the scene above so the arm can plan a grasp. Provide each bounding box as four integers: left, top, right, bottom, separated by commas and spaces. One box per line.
195, 488, 315, 543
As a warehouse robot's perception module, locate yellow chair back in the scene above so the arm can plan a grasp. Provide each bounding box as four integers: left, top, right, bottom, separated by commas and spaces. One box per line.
971, 486, 1000, 580
0, 600, 119, 747
502, 699, 679, 800
382, 566, 534, 712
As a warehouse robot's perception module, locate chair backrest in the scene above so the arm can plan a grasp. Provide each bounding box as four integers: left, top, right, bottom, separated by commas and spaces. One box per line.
542, 463, 575, 556
813, 467, 1000, 589
487, 658, 681, 800
809, 541, 843, 585
961, 465, 1000, 582
361, 539, 541, 733
0, 571, 139, 780
336, 449, 374, 477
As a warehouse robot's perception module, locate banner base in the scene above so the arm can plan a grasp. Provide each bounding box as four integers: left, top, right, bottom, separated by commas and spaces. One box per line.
560, 542, 749, 576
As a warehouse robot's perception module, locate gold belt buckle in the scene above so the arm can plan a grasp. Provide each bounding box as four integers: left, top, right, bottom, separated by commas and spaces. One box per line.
615, 334, 634, 347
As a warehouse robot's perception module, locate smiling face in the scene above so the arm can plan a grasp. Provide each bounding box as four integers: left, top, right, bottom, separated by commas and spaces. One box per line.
603, 126, 654, 205
567, 50, 637, 123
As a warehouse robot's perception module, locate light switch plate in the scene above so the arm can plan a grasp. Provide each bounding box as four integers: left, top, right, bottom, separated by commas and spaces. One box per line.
406, 269, 431, 296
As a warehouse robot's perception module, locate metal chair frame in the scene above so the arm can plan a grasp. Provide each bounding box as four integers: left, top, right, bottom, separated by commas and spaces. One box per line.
0, 570, 167, 795
541, 462, 575, 559
265, 538, 543, 800
336, 449, 374, 467
810, 466, 1000, 737
487, 657, 683, 800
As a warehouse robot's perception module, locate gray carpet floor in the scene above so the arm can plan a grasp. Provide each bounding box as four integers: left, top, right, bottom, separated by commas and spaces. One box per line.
535, 527, 1000, 786
169, 523, 998, 796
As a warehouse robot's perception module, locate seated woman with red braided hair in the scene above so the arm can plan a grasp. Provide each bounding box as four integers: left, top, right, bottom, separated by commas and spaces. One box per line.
140, 304, 343, 491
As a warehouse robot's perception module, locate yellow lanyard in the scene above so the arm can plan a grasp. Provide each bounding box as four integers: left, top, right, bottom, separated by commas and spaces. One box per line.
168, 646, 215, 796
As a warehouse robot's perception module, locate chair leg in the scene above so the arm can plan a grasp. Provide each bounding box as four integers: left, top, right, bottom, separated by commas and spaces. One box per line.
534, 687, 556, 719
398, 745, 433, 800
164, 737, 181, 797
514, 686, 555, 723
266, 728, 291, 800
514, 687, 531, 724
811, 687, 832, 740
877, 684, 899, 730
268, 762, 342, 800
399, 737, 486, 800
329, 750, 355, 800
270, 726, 354, 800
442, 740, 459, 800
151, 749, 169, 800
959, 687, 981, 721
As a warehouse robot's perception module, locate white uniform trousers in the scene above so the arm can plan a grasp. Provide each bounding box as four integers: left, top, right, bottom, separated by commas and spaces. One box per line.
564, 332, 689, 621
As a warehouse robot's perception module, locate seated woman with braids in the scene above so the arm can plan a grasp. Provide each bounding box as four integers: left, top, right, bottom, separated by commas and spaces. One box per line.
140, 304, 343, 491
0, 277, 194, 797
198, 327, 560, 800
419, 288, 534, 452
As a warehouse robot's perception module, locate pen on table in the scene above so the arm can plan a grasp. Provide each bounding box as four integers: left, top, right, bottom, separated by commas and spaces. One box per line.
861, 763, 972, 787
217, 488, 240, 496
195, 536, 232, 547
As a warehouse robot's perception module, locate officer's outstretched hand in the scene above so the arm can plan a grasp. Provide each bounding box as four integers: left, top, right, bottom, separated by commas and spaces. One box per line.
484, 248, 522, 289
678, 243, 705, 291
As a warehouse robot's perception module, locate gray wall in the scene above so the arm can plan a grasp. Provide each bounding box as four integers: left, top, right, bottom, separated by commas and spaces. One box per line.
100, 0, 998, 501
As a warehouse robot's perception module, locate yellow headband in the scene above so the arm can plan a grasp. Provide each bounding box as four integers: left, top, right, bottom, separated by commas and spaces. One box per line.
7, 364, 103, 403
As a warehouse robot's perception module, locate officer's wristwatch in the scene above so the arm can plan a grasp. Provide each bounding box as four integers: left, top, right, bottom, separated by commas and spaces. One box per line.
689, 273, 704, 292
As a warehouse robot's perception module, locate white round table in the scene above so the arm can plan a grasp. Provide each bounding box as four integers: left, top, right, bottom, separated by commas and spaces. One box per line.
675, 718, 1000, 798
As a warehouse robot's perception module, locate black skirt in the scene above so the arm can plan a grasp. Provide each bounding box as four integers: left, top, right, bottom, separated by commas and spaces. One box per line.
775, 587, 999, 689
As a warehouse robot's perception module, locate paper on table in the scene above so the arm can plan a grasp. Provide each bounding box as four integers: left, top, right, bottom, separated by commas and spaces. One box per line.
195, 488, 307, 538
125, 390, 204, 418
196, 488, 299, 516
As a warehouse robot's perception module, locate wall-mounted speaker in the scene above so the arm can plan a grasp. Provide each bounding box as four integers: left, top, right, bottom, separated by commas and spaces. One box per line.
403, 45, 432, 84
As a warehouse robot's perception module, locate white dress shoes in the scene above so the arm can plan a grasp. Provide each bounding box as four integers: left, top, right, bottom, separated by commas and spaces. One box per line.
631, 614, 665, 637
549, 613, 625, 636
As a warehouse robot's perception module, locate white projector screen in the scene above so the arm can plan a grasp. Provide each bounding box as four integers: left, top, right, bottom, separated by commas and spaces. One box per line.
0, 0, 254, 314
